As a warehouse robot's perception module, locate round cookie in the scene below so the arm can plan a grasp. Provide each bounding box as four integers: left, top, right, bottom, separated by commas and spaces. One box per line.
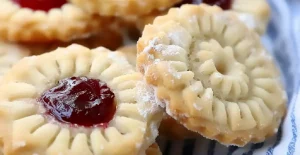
0, 44, 163, 155
69, 0, 181, 16
0, 0, 113, 42
137, 4, 286, 146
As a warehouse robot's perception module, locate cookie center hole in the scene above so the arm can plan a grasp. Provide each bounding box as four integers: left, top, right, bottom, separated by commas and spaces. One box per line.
39, 77, 116, 128
216, 62, 228, 74
12, 0, 67, 11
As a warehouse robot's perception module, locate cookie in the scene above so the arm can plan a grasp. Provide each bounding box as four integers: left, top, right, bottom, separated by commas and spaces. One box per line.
0, 44, 163, 155
136, 0, 270, 34
137, 4, 286, 146
69, 0, 181, 16
0, 42, 30, 80
0, 0, 113, 42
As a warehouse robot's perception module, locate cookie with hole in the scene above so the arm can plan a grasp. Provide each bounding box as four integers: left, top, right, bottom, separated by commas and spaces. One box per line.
136, 4, 286, 146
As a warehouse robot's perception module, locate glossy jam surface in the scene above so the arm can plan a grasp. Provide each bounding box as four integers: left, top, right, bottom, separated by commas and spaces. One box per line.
176, 0, 232, 10
12, 0, 67, 11
39, 77, 116, 127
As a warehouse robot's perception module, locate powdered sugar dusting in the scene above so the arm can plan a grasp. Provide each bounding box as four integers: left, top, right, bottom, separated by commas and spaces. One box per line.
168, 63, 182, 79
142, 38, 160, 57
136, 81, 163, 118
159, 45, 182, 56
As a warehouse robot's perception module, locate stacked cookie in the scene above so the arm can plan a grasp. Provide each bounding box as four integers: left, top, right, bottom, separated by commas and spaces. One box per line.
0, 1, 286, 155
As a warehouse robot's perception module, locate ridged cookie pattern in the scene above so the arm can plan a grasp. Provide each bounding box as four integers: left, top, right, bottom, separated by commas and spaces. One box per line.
0, 45, 162, 155
137, 4, 286, 146
0, 0, 112, 42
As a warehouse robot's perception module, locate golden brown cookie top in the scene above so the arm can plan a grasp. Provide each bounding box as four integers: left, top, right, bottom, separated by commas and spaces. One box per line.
69, 0, 181, 16
0, 0, 113, 42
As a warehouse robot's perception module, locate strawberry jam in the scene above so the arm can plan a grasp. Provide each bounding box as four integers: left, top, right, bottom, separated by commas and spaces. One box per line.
175, 0, 232, 10
12, 0, 67, 12
39, 77, 116, 128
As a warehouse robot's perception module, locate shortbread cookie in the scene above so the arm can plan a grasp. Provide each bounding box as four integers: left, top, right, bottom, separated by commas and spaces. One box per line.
137, 0, 270, 34
0, 44, 163, 155
137, 4, 286, 146
118, 45, 137, 66
69, 0, 181, 16
0, 0, 113, 42
0, 42, 30, 80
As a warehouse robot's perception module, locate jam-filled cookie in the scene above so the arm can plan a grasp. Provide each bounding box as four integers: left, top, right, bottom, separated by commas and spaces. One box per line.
0, 42, 30, 80
137, 0, 270, 34
137, 4, 286, 146
0, 0, 113, 42
69, 0, 181, 16
0, 44, 163, 155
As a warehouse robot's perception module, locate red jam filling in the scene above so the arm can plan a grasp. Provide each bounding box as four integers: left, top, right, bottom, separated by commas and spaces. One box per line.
12, 0, 67, 12
175, 0, 232, 10
39, 77, 116, 128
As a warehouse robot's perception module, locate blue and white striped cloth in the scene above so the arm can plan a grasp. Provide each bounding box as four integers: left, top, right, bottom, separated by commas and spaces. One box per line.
157, 0, 300, 154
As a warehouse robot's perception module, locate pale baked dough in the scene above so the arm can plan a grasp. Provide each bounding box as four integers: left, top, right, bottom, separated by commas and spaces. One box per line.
118, 45, 137, 66
135, 0, 270, 34
137, 4, 286, 146
117, 45, 197, 140
0, 44, 163, 155
0, 0, 113, 42
232, 0, 270, 34
69, 0, 181, 16
0, 42, 30, 80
